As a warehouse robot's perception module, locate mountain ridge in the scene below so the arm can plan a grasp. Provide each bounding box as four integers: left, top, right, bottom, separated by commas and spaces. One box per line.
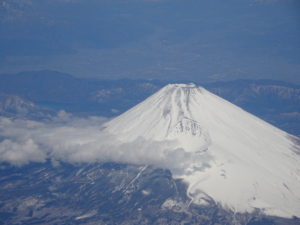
1, 70, 300, 136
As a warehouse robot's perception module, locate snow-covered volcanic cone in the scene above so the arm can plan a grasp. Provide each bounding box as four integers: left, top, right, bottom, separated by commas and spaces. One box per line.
103, 83, 300, 218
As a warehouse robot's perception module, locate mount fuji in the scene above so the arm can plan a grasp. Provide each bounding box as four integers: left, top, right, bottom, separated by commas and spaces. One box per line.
103, 83, 300, 218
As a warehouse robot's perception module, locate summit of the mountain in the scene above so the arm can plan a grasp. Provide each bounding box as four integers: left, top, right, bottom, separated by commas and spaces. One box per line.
104, 83, 210, 149
103, 83, 300, 218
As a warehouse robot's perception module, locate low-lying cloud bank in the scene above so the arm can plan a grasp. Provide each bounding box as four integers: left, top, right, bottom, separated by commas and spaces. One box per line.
0, 112, 203, 170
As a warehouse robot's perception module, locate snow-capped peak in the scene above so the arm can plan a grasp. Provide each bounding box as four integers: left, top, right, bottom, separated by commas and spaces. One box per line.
103, 83, 300, 218
104, 83, 209, 148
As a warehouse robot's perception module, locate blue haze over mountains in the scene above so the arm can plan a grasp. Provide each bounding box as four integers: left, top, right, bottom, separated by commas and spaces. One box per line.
0, 0, 300, 83
1, 70, 300, 136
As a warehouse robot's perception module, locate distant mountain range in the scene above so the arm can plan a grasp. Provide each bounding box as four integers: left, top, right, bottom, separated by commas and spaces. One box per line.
0, 70, 299, 135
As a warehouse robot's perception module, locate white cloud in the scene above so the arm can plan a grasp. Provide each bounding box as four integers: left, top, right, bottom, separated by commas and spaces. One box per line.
0, 114, 207, 171
0, 139, 45, 166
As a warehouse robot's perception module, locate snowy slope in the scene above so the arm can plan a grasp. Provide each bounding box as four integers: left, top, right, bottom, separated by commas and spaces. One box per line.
103, 83, 300, 218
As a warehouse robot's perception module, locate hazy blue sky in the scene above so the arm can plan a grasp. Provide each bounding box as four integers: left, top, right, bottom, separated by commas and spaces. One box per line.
0, 0, 299, 83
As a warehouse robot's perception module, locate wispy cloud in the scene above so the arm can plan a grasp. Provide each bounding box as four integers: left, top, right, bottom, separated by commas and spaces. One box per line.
0, 112, 206, 171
